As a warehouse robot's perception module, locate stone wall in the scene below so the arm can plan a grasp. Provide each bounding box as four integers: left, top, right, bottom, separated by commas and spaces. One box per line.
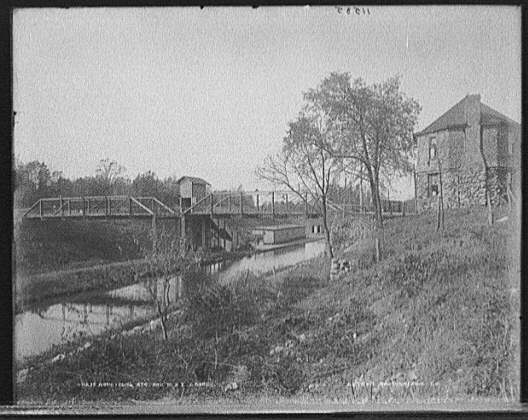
416, 165, 509, 212
482, 125, 499, 167
487, 166, 509, 205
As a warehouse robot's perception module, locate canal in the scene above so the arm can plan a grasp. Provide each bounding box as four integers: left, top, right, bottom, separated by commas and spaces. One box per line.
15, 240, 326, 364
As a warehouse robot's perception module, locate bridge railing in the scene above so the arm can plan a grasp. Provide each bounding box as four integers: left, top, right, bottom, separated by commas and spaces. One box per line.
183, 190, 318, 216
23, 196, 178, 219
327, 199, 416, 217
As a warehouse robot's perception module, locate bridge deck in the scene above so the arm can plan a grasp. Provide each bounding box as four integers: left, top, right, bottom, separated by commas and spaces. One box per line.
23, 193, 414, 220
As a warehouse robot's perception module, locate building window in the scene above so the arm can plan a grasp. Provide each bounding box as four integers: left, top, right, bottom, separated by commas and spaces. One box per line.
427, 173, 439, 197
508, 141, 513, 155
428, 137, 437, 161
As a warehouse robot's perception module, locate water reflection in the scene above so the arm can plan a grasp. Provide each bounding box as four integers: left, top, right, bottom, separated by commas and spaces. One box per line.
15, 302, 153, 362
15, 240, 325, 363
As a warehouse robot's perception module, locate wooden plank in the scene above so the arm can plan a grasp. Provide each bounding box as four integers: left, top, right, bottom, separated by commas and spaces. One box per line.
151, 197, 176, 214
130, 197, 154, 215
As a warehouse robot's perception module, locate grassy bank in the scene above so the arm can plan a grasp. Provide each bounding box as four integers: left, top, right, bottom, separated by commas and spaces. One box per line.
18, 207, 519, 405
16, 249, 255, 313
15, 259, 152, 313
14, 218, 157, 275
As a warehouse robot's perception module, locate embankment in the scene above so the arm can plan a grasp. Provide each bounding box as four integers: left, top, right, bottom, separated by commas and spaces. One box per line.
17, 207, 519, 405
14, 217, 156, 275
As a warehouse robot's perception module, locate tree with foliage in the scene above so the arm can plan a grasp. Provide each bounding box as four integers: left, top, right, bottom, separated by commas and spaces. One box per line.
14, 160, 53, 207
308, 73, 420, 259
132, 171, 160, 197
95, 158, 127, 195
307, 73, 420, 227
257, 104, 342, 258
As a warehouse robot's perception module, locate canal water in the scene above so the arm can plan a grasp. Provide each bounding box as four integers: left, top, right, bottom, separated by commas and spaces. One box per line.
15, 240, 325, 364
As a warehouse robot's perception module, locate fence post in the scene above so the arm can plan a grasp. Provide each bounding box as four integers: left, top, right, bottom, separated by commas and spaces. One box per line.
271, 192, 275, 217
210, 194, 214, 216
180, 215, 186, 240
256, 194, 260, 215
304, 192, 308, 216
413, 166, 418, 214
285, 193, 289, 214
239, 192, 244, 215
129, 197, 133, 217
60, 195, 64, 217
152, 215, 157, 251
39, 200, 42, 218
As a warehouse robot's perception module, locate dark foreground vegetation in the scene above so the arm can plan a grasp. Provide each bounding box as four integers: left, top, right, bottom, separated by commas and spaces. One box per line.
14, 218, 153, 275
18, 207, 519, 406
14, 215, 299, 311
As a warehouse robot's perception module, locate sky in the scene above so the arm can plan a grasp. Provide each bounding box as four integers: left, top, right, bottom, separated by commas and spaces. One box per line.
13, 6, 521, 198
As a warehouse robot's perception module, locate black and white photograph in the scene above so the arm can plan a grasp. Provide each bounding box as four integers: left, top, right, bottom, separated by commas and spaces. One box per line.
12, 5, 521, 411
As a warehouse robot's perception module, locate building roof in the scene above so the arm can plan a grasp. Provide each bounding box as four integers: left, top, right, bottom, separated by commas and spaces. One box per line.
175, 176, 211, 185
416, 95, 519, 137
480, 103, 519, 126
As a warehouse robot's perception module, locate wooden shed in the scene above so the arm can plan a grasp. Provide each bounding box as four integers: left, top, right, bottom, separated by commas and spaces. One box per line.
176, 176, 211, 208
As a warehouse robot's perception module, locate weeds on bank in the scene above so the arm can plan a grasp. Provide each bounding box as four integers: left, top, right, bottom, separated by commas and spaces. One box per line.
18, 207, 518, 404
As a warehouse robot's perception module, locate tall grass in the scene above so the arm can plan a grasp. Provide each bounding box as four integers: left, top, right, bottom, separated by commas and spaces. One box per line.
18, 207, 519, 404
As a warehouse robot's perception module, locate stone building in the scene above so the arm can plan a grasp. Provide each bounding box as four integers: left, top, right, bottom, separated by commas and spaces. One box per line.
415, 94, 520, 212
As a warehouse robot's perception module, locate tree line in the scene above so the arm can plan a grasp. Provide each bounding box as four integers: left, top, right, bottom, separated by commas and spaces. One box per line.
14, 158, 182, 209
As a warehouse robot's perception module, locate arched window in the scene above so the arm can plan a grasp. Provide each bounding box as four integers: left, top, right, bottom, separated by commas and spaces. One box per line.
429, 137, 437, 161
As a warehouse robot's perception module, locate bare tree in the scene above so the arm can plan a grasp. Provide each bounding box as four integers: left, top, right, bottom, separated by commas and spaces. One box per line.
139, 228, 196, 340
478, 131, 494, 226
257, 112, 342, 258
95, 158, 126, 195
436, 160, 445, 232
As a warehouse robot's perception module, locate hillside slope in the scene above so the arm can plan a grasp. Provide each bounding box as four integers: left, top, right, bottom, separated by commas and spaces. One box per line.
18, 207, 519, 404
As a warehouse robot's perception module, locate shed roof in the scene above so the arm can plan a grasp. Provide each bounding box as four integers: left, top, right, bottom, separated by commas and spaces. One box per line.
176, 176, 211, 185
416, 95, 519, 137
